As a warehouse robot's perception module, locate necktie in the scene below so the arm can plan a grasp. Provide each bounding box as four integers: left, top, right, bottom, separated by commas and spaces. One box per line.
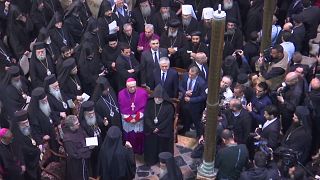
201, 65, 206, 79
161, 72, 165, 84
188, 79, 193, 90
154, 51, 159, 65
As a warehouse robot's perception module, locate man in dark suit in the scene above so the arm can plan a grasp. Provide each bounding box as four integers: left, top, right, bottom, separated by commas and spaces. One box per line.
115, 43, 140, 90
179, 65, 207, 137
191, 52, 209, 82
254, 105, 281, 150
140, 38, 167, 89
224, 98, 252, 145
153, 57, 179, 98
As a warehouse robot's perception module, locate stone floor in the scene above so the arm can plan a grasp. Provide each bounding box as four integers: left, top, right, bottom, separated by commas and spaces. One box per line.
134, 135, 202, 180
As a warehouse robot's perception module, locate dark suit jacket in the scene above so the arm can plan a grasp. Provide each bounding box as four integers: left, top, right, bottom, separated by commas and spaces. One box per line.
261, 118, 281, 150
115, 54, 140, 90
179, 73, 207, 112
153, 68, 179, 98
191, 62, 209, 82
140, 48, 167, 87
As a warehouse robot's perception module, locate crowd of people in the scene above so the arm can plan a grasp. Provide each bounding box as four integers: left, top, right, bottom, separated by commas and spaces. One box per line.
0, 0, 320, 179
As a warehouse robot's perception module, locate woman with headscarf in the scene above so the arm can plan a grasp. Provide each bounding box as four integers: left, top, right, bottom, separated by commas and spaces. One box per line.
92, 76, 122, 128
281, 106, 312, 164
57, 58, 82, 102
78, 41, 104, 95
6, 5, 33, 59
48, 12, 75, 56
97, 126, 136, 180
64, 1, 86, 44
144, 84, 175, 166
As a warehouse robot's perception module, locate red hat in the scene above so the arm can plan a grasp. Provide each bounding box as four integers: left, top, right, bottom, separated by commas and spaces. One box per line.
126, 78, 136, 86
0, 128, 9, 138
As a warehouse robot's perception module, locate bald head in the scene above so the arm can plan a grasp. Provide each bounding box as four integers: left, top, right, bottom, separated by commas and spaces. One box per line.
283, 23, 293, 31
311, 78, 320, 90
285, 72, 299, 85
195, 52, 207, 64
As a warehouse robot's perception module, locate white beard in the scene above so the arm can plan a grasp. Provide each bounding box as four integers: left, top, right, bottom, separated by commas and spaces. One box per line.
168, 30, 178, 38
161, 12, 170, 21
224, 1, 233, 10
141, 6, 151, 17
159, 168, 168, 179
182, 17, 191, 27
49, 87, 63, 101
85, 114, 97, 126
39, 102, 51, 117
11, 80, 22, 90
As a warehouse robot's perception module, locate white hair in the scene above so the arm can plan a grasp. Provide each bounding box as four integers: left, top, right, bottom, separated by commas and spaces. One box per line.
159, 57, 170, 65
145, 24, 154, 31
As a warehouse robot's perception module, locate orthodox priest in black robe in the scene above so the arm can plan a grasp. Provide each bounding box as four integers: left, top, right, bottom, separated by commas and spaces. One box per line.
144, 85, 175, 166
119, 23, 139, 57
97, 126, 136, 180
48, 13, 75, 56
55, 46, 73, 75
78, 42, 104, 95
131, 0, 156, 33
151, 0, 178, 37
213, 0, 242, 29
12, 110, 41, 180
0, 98, 10, 128
29, 42, 56, 88
6, 5, 33, 59
2, 66, 30, 115
98, 1, 121, 39
159, 152, 183, 180
30, 0, 49, 36
44, 74, 69, 115
160, 19, 188, 68
0, 39, 16, 81
27, 87, 60, 157
102, 34, 121, 92
198, 7, 214, 46
37, 27, 59, 62
92, 76, 122, 128
64, 1, 86, 44
63, 115, 91, 180
180, 5, 199, 40
79, 101, 108, 178
42, 0, 63, 22
223, 18, 243, 58
57, 58, 82, 101
0, 128, 25, 180
184, 31, 210, 67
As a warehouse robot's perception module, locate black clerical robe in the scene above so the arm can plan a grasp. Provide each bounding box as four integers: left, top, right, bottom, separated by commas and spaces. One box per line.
29, 55, 56, 88
144, 99, 175, 165
64, 14, 85, 44
115, 54, 140, 90
95, 94, 122, 128
5, 78, 29, 114
151, 11, 178, 36
119, 32, 139, 55
131, 7, 156, 33
46, 91, 69, 113
49, 27, 75, 54
59, 75, 82, 101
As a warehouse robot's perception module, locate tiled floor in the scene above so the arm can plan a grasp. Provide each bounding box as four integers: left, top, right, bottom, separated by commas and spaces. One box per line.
135, 135, 202, 180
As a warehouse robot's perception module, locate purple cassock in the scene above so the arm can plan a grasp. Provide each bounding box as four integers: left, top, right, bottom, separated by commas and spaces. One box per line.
138, 33, 160, 51
118, 87, 148, 154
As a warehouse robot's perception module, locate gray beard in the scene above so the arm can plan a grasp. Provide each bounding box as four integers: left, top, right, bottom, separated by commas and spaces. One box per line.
182, 17, 191, 27
39, 102, 51, 117
11, 80, 22, 90
159, 168, 168, 179
168, 30, 178, 38
141, 6, 151, 17
19, 126, 31, 136
224, 1, 233, 10
161, 12, 170, 21
49, 87, 63, 101
85, 115, 97, 126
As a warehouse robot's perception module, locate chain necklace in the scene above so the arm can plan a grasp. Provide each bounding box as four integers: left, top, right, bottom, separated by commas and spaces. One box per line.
38, 58, 51, 76
55, 28, 67, 45
0, 46, 10, 62
125, 35, 132, 46
70, 76, 81, 90
170, 36, 178, 48
101, 94, 119, 117
153, 103, 163, 124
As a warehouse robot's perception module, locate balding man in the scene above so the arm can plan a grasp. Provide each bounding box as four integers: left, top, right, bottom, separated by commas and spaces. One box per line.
153, 57, 179, 98
307, 78, 320, 150
224, 98, 252, 144
277, 72, 305, 132
192, 52, 209, 81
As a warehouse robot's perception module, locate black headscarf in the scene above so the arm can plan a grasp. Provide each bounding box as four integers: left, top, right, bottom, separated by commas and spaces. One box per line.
159, 152, 183, 180
37, 27, 49, 42
98, 0, 112, 18
47, 12, 63, 30
92, 76, 113, 102
150, 84, 171, 102
57, 58, 77, 85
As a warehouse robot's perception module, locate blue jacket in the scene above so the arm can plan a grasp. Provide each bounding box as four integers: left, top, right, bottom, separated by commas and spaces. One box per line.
249, 95, 272, 125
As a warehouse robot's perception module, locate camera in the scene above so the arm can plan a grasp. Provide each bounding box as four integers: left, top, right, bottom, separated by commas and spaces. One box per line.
263, 47, 272, 62
277, 82, 287, 96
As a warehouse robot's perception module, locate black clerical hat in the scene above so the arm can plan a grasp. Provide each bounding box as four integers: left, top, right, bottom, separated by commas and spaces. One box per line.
159, 152, 173, 163
44, 74, 57, 86
224, 55, 236, 67
150, 84, 170, 100
14, 110, 28, 122
106, 34, 118, 42
190, 31, 201, 37
62, 58, 76, 69
31, 87, 46, 100
107, 126, 121, 139
237, 73, 248, 84
227, 17, 238, 25
161, 0, 170, 7
33, 42, 46, 50
168, 19, 181, 28
81, 101, 94, 112
7, 66, 20, 77
96, 76, 111, 87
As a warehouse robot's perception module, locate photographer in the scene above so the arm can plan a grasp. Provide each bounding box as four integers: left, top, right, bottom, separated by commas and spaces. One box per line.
258, 45, 288, 91
239, 151, 280, 180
